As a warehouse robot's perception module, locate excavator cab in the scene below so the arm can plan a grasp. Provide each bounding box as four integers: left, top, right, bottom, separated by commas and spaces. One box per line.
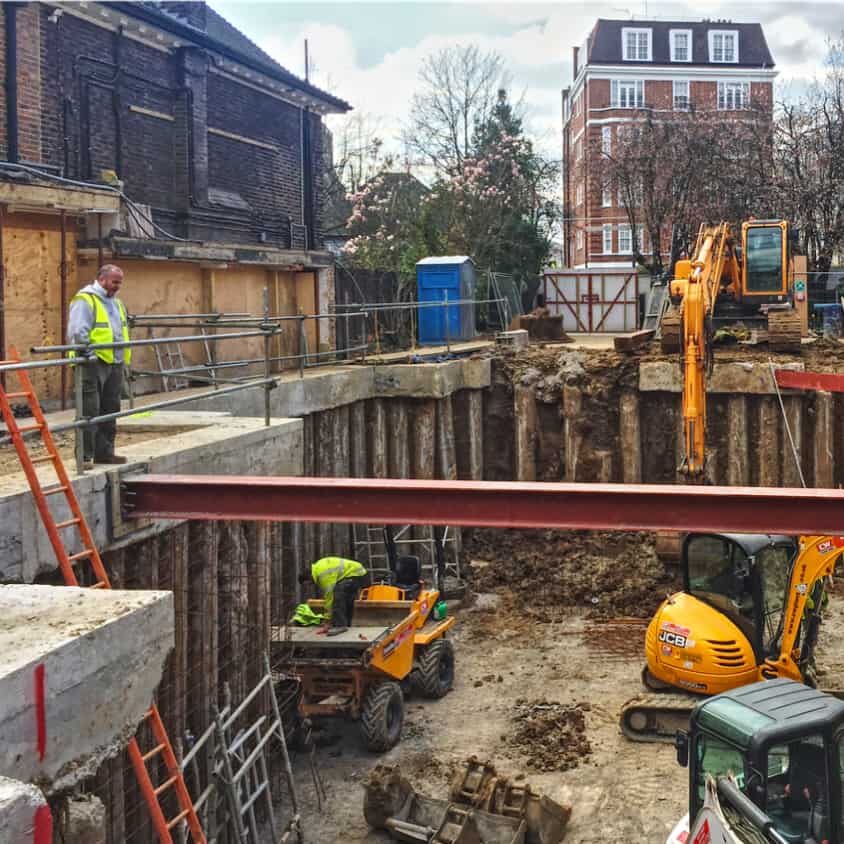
668, 680, 844, 844
741, 220, 791, 304
683, 533, 797, 660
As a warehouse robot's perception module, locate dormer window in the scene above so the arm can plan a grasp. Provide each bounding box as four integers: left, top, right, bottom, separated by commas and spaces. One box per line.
670, 29, 692, 62
709, 30, 738, 63
622, 27, 652, 61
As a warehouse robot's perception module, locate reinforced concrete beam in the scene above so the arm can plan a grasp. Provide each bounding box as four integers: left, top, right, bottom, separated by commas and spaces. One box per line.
123, 475, 844, 535
0, 585, 173, 793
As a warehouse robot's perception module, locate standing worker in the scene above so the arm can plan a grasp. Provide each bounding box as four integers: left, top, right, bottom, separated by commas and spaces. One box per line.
299, 556, 368, 636
67, 264, 131, 468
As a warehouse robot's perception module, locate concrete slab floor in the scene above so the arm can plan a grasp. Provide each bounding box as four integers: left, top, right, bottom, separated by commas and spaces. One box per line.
0, 584, 173, 793
0, 412, 303, 582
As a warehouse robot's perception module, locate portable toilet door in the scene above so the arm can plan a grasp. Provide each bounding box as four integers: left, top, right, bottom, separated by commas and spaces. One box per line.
417, 260, 463, 345
417, 267, 460, 345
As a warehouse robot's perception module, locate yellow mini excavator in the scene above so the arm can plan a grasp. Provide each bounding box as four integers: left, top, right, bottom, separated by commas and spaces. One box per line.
621, 533, 844, 743
662, 220, 802, 478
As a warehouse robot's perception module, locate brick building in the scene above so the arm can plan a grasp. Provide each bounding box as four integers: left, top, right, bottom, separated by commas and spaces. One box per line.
0, 1, 352, 403
561, 19, 776, 269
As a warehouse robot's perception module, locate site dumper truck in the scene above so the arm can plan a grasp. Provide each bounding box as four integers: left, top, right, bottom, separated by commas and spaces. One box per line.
275, 567, 456, 752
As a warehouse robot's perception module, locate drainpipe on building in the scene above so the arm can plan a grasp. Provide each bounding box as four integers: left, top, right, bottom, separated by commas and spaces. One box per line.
4, 3, 19, 163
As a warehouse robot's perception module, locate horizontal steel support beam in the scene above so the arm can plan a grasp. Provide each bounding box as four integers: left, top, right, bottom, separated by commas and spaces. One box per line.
122, 476, 844, 535
775, 369, 844, 394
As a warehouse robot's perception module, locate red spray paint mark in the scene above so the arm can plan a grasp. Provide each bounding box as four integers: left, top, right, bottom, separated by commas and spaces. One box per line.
33, 804, 53, 844
34, 663, 46, 761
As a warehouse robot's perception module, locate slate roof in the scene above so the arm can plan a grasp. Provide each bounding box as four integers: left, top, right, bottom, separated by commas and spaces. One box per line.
108, 2, 351, 111
588, 19, 775, 68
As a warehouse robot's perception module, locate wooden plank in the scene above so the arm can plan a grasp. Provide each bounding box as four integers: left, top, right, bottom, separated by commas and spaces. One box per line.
613, 329, 655, 352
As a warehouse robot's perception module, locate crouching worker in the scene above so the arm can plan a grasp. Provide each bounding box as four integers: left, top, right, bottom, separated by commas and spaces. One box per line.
299, 557, 368, 636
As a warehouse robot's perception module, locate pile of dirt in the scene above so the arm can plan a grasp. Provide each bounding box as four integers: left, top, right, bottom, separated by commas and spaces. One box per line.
464, 529, 677, 619
507, 699, 592, 773
495, 345, 640, 401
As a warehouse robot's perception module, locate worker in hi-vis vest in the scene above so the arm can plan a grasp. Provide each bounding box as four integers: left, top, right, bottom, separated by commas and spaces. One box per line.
67, 264, 131, 469
299, 557, 369, 636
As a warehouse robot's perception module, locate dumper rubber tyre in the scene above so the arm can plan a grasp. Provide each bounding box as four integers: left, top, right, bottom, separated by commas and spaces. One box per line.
415, 638, 455, 699
361, 681, 404, 752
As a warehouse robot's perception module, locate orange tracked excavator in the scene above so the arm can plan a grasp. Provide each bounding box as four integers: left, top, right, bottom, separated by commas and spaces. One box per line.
661, 220, 802, 478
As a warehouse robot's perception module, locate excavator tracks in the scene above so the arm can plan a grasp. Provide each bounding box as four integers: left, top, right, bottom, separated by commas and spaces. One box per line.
766, 309, 802, 352
619, 693, 698, 743
660, 307, 682, 353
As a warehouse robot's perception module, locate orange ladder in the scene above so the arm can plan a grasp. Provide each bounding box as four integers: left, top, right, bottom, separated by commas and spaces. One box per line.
0, 347, 206, 843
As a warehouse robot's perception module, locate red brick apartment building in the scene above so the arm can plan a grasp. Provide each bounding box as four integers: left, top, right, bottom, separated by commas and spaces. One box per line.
561, 19, 776, 269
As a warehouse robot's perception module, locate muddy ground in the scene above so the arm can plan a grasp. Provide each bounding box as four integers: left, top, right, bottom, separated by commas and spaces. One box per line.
287, 536, 844, 843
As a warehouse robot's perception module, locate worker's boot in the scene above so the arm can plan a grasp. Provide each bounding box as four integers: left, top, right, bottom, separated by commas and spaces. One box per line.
326, 626, 348, 637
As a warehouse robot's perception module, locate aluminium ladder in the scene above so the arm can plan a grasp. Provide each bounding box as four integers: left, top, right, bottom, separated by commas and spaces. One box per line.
0, 347, 206, 844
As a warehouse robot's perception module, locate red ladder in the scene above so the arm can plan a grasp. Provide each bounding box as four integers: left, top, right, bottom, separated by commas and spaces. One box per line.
0, 347, 206, 843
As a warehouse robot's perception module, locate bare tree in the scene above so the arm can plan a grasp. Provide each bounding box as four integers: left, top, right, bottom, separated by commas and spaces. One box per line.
594, 106, 772, 276
405, 45, 509, 175
329, 111, 392, 193
773, 36, 844, 273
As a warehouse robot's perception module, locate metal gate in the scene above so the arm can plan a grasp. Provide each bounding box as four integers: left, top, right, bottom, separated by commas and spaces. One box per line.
543, 270, 642, 332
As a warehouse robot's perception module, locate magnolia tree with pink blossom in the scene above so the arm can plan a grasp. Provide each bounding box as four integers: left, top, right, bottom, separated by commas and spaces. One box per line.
342, 89, 558, 303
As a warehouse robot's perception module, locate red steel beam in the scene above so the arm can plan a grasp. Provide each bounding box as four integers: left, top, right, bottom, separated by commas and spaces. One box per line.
775, 369, 844, 394
122, 475, 844, 535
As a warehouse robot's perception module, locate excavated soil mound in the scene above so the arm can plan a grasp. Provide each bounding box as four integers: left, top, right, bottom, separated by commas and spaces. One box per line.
507, 699, 592, 773
464, 529, 677, 619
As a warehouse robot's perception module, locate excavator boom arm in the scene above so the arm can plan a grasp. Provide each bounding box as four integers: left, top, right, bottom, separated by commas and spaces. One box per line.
673, 223, 737, 476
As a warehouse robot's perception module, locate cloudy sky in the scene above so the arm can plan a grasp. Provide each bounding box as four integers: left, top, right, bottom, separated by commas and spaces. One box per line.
210, 1, 841, 158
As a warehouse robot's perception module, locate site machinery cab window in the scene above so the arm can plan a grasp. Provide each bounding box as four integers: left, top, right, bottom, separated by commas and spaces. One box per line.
622, 27, 652, 61
611, 80, 645, 109
709, 30, 738, 63
744, 225, 785, 293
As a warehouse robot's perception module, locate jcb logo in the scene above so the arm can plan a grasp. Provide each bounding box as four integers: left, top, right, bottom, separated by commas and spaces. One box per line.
659, 630, 687, 648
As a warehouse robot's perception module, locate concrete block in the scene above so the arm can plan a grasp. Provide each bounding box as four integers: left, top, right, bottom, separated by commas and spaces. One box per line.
374, 358, 491, 399
497, 329, 529, 349
640, 360, 804, 394
0, 585, 173, 793
0, 777, 50, 844
0, 415, 303, 582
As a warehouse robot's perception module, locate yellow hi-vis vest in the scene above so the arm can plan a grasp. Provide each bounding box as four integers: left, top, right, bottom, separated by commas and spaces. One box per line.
70, 292, 131, 365
310, 557, 367, 617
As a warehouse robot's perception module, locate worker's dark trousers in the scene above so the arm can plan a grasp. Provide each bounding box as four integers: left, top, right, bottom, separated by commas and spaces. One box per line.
331, 575, 368, 628
78, 360, 122, 460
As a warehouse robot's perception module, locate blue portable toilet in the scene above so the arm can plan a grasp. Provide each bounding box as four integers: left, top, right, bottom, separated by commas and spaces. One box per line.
416, 256, 476, 345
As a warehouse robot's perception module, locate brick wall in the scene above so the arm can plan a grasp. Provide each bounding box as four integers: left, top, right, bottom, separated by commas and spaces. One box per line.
563, 73, 774, 265
0, 3, 331, 249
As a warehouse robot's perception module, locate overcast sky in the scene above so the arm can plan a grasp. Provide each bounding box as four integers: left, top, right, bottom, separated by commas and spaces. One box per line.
209, 1, 842, 158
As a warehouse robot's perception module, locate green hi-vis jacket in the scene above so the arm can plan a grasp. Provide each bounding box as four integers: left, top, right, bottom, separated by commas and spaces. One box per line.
310, 557, 367, 617
69, 292, 131, 364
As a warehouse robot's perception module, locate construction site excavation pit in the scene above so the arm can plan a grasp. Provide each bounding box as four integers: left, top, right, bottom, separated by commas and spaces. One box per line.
4, 341, 844, 842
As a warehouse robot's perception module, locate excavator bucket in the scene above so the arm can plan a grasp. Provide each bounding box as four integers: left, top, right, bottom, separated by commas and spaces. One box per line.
365, 761, 569, 844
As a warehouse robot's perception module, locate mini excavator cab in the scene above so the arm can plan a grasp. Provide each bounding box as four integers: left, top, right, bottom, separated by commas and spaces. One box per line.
683, 534, 797, 659
667, 680, 844, 844
644, 534, 803, 696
